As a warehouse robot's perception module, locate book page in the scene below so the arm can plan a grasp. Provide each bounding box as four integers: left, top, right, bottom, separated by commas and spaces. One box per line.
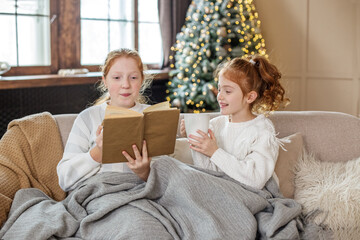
105, 105, 142, 119
143, 101, 173, 113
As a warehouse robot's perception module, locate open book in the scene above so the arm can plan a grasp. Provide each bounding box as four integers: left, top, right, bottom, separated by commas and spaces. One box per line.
102, 101, 180, 163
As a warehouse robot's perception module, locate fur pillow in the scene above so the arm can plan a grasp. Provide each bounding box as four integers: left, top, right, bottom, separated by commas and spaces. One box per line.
294, 152, 360, 240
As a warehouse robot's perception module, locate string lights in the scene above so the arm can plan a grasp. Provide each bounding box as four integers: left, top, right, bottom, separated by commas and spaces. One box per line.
167, 0, 267, 113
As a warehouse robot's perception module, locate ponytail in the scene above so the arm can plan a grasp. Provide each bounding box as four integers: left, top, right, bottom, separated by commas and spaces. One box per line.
249, 56, 289, 114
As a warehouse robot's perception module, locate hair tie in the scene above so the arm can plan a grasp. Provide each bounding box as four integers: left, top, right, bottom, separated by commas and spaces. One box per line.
250, 59, 260, 67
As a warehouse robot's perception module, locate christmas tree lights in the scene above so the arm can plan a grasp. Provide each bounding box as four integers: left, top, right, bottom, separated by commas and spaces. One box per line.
167, 0, 267, 113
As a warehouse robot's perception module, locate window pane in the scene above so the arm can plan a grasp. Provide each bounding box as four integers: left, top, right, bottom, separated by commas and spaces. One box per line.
17, 0, 49, 15
110, 21, 134, 51
109, 0, 133, 20
138, 23, 162, 64
80, 1, 163, 66
17, 15, 50, 66
138, 0, 158, 22
81, 20, 108, 65
81, 0, 108, 19
0, 15, 17, 65
0, 0, 15, 13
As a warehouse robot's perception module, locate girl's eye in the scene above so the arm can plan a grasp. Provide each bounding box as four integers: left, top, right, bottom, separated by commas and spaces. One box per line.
113, 76, 120, 80
131, 76, 138, 80
226, 91, 231, 94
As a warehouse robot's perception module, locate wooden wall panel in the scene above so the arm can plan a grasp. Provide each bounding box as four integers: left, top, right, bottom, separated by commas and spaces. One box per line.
256, 0, 360, 116
256, 0, 305, 75
282, 77, 302, 111
308, 0, 354, 78
281, 76, 301, 111
307, 78, 354, 113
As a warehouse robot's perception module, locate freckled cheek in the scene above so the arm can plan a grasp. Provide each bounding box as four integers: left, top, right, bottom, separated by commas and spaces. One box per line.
109, 84, 122, 92
106, 82, 117, 89
132, 82, 142, 91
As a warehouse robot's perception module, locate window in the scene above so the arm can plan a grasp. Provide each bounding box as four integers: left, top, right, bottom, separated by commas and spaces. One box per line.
80, 0, 135, 65
0, 0, 51, 66
0, 0, 162, 76
137, 0, 162, 65
80, 0, 162, 66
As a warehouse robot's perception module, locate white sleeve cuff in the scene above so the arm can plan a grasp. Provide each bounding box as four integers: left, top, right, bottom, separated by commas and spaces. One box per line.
86, 151, 102, 167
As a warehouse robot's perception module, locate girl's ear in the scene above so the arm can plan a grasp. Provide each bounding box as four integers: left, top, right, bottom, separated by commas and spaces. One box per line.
246, 91, 257, 104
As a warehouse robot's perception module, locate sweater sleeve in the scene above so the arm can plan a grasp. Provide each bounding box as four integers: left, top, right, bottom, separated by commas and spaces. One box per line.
210, 132, 279, 189
56, 113, 101, 192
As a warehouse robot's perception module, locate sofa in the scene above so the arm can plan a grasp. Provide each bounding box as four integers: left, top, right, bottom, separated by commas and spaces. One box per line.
0, 110, 359, 239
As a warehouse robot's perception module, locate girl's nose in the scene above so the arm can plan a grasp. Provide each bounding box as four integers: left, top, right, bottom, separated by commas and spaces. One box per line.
121, 79, 130, 88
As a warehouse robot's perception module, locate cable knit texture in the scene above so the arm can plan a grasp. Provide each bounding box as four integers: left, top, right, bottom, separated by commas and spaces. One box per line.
192, 114, 280, 189
0, 112, 66, 226
57, 102, 149, 192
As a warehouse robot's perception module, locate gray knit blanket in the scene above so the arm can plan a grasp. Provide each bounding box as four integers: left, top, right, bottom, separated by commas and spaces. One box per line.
0, 157, 326, 239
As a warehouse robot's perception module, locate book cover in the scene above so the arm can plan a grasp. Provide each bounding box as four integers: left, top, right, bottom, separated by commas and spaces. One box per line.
102, 101, 180, 163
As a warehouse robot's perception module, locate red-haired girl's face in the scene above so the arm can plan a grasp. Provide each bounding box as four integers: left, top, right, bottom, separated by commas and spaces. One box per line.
217, 71, 255, 122
103, 57, 143, 108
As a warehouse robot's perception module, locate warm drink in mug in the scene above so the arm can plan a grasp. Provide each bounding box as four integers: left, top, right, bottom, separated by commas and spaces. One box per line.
184, 114, 210, 138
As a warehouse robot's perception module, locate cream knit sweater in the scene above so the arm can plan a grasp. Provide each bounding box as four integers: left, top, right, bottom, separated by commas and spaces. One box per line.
57, 102, 149, 192
191, 114, 280, 189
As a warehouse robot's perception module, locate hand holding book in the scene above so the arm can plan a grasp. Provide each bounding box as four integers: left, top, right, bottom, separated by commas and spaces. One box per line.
102, 101, 180, 163
122, 140, 151, 181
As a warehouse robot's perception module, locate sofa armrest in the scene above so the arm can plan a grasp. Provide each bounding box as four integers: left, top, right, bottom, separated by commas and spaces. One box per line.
54, 114, 77, 148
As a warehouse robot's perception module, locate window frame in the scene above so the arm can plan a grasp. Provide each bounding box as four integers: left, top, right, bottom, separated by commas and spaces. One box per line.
4, 0, 160, 77
3, 0, 58, 76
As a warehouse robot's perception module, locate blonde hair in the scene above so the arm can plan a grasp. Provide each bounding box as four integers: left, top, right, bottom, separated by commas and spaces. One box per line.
94, 48, 153, 105
215, 55, 289, 114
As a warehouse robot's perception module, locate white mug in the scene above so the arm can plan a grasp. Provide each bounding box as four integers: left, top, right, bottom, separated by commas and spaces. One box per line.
184, 114, 210, 138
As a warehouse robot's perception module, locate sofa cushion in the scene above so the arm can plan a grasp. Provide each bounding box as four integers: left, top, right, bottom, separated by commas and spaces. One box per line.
275, 132, 303, 199
294, 152, 360, 239
54, 114, 78, 147
168, 138, 192, 164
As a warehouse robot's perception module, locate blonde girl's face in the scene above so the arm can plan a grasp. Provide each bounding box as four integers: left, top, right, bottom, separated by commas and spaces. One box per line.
103, 57, 143, 108
217, 72, 254, 122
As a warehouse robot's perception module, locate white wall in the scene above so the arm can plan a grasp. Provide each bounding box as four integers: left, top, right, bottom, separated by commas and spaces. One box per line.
256, 0, 360, 117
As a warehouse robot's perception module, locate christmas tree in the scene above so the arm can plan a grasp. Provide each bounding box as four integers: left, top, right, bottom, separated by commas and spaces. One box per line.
167, 0, 267, 113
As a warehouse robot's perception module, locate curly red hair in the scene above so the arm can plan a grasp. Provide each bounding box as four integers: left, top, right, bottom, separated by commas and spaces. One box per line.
215, 55, 289, 114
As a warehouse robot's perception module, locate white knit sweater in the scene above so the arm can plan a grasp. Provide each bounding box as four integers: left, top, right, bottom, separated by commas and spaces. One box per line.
57, 101, 149, 192
191, 114, 280, 189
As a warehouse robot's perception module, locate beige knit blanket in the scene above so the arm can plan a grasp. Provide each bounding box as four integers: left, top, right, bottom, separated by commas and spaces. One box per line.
0, 112, 66, 226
